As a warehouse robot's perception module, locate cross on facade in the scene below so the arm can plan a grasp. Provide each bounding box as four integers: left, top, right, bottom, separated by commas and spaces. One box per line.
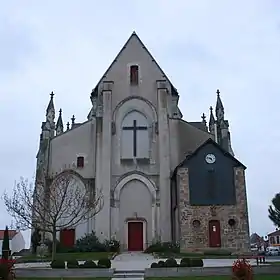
123, 120, 147, 157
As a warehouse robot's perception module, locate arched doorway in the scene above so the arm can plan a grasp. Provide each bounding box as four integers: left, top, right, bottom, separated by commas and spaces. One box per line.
209, 220, 221, 247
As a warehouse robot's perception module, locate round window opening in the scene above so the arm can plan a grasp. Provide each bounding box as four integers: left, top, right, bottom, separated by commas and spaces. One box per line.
192, 220, 201, 228
228, 218, 236, 227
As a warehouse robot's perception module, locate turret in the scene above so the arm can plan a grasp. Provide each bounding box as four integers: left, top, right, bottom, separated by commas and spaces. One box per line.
56, 109, 64, 136
41, 92, 56, 139
213, 89, 234, 155
208, 106, 217, 140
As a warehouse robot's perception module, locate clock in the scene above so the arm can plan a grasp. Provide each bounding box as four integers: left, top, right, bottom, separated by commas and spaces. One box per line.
205, 153, 216, 164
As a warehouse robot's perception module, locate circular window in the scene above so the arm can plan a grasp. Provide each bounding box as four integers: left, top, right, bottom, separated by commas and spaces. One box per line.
192, 220, 201, 228
228, 218, 236, 227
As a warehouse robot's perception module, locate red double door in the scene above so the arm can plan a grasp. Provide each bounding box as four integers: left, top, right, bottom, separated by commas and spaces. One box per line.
60, 229, 75, 247
209, 220, 221, 248
127, 222, 143, 251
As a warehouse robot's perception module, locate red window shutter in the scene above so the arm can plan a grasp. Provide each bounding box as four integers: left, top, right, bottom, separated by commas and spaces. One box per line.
77, 156, 84, 168
130, 65, 139, 85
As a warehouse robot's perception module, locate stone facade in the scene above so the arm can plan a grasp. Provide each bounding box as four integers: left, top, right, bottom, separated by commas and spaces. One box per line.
178, 167, 250, 253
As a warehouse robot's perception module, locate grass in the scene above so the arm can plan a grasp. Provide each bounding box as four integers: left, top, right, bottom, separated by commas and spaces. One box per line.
17, 251, 113, 263
146, 276, 280, 280
17, 277, 111, 280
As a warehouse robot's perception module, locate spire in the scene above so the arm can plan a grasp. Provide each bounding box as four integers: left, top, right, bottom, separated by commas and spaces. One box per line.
71, 115, 75, 129
201, 113, 207, 126
215, 89, 224, 121
56, 108, 64, 135
46, 91, 55, 115
209, 106, 215, 126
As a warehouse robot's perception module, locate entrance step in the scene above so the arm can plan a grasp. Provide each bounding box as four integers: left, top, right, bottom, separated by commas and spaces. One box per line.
113, 269, 144, 279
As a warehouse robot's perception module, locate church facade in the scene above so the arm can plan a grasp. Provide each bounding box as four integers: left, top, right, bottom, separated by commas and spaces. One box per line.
35, 32, 250, 253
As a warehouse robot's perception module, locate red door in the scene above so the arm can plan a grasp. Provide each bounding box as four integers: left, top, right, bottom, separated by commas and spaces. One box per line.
128, 222, 143, 251
60, 229, 75, 247
209, 220, 221, 247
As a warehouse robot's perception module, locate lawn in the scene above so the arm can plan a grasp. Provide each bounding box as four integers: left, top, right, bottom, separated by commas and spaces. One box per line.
17, 277, 111, 280
17, 251, 113, 263
146, 276, 279, 280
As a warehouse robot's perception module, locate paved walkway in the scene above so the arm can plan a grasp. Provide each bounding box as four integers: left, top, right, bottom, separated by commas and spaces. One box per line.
15, 252, 276, 269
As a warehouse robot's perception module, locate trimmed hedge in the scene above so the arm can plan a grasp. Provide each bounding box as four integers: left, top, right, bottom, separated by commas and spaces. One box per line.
50, 258, 111, 269
150, 257, 203, 268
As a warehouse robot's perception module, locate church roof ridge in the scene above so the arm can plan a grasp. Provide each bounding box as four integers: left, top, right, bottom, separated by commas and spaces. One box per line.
91, 31, 178, 96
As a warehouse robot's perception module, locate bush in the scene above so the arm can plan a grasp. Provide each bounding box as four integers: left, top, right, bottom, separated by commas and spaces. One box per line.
97, 258, 111, 268
50, 259, 65, 269
150, 262, 159, 268
232, 259, 253, 280
0, 263, 9, 279
190, 258, 204, 267
180, 257, 191, 267
144, 241, 179, 253
67, 259, 79, 268
165, 258, 178, 267
103, 239, 120, 252
82, 260, 97, 268
76, 231, 107, 252
158, 260, 166, 267
203, 249, 232, 256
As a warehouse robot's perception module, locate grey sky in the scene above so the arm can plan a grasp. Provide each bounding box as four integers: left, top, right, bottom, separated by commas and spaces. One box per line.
1, 0, 279, 246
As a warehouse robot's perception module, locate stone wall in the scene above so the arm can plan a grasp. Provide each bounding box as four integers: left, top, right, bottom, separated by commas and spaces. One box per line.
178, 167, 250, 253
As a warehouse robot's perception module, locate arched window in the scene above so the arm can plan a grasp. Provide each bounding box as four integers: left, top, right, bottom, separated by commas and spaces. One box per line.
121, 111, 149, 159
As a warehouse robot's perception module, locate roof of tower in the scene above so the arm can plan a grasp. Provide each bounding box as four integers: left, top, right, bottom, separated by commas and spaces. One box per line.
46, 91, 55, 114
209, 106, 215, 125
215, 89, 224, 113
91, 31, 178, 97
56, 108, 63, 130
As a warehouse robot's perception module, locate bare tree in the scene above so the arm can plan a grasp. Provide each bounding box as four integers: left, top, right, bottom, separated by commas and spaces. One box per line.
2, 171, 103, 260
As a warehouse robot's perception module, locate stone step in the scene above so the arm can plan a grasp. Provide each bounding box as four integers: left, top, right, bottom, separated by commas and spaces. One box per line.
113, 270, 144, 279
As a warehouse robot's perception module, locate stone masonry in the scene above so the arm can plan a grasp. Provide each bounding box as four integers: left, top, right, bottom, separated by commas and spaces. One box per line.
178, 167, 250, 253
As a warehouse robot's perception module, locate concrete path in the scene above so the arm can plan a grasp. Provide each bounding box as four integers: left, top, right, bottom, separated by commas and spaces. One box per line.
15, 252, 271, 269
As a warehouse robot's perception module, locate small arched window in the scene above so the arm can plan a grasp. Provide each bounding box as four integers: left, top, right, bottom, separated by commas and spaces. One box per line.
77, 156, 84, 168
121, 111, 149, 159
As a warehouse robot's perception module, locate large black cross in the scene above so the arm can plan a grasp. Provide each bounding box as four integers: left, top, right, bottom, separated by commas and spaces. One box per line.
123, 120, 147, 157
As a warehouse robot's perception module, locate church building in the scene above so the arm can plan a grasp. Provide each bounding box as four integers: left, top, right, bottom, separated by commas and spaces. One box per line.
35, 32, 250, 253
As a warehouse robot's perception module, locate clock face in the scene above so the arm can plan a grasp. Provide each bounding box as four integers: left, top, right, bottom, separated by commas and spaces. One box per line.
205, 153, 216, 164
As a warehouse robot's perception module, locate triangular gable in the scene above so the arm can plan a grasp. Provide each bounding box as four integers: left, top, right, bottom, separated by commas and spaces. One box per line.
172, 138, 246, 177
91, 31, 178, 96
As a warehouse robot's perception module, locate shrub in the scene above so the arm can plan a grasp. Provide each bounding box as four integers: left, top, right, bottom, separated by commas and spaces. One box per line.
158, 260, 166, 267
67, 259, 79, 268
76, 231, 107, 252
50, 259, 65, 269
82, 260, 97, 268
165, 258, 178, 267
97, 258, 111, 268
150, 262, 159, 268
203, 249, 232, 256
180, 257, 191, 267
103, 239, 120, 252
0, 263, 9, 280
232, 259, 253, 280
190, 258, 204, 267
144, 241, 179, 253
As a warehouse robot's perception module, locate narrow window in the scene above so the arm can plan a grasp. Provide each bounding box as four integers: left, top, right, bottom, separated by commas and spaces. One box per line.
130, 65, 139, 85
77, 156, 84, 168
277, 236, 280, 244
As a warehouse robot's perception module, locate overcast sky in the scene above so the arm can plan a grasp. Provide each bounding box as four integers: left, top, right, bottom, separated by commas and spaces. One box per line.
1, 0, 280, 247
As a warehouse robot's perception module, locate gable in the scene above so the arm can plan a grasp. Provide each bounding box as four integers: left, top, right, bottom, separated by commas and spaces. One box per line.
179, 138, 246, 170
91, 32, 178, 97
